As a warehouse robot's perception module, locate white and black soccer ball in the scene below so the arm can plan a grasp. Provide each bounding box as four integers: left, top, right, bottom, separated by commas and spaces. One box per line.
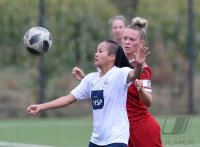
23, 27, 52, 56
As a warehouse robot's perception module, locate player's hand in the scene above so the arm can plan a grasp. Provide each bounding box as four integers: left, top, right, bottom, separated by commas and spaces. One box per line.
72, 67, 86, 81
135, 47, 150, 65
27, 104, 41, 116
134, 79, 143, 92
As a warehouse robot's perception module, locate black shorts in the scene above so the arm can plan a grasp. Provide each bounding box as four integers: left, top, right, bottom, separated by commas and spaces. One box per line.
88, 141, 127, 147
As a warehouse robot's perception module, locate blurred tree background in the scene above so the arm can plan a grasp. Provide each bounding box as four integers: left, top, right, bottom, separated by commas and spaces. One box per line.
0, 0, 199, 118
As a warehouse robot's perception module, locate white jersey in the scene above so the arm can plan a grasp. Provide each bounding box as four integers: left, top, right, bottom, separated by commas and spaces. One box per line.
71, 66, 132, 145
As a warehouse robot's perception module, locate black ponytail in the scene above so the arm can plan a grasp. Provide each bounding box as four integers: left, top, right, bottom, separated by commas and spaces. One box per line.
105, 40, 133, 68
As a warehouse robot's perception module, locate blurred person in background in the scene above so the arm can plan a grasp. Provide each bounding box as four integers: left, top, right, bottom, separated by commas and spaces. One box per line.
27, 40, 150, 147
123, 17, 163, 147
108, 15, 126, 46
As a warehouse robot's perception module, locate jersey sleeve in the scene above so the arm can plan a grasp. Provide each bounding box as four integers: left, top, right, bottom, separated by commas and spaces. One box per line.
71, 74, 91, 100
121, 67, 133, 86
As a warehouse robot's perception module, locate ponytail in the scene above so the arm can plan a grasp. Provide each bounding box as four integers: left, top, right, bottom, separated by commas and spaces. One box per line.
105, 40, 133, 68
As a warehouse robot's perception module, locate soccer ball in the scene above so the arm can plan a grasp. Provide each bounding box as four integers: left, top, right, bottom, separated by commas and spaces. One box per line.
23, 27, 52, 56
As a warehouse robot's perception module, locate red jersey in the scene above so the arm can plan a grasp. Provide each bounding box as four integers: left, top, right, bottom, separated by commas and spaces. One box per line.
127, 61, 152, 129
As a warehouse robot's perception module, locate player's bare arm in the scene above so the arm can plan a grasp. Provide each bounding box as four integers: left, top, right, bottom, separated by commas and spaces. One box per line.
127, 47, 150, 83
135, 79, 152, 107
27, 94, 76, 116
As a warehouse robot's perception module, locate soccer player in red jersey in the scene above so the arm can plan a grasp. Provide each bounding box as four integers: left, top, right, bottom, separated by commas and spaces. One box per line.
123, 17, 163, 147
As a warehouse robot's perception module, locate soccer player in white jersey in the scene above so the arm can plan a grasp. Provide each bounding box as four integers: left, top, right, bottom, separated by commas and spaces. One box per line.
27, 40, 149, 147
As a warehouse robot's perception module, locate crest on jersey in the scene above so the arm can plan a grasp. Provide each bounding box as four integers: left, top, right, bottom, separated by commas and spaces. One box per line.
102, 79, 109, 88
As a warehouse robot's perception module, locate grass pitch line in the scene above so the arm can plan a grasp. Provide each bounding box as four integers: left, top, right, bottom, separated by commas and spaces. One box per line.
0, 141, 55, 147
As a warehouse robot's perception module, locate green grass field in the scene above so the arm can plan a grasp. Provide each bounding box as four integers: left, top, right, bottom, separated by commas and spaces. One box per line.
0, 116, 199, 147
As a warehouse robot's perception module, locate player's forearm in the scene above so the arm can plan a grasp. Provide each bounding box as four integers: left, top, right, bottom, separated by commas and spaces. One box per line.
40, 94, 76, 111
138, 89, 152, 107
128, 64, 142, 82
134, 63, 143, 79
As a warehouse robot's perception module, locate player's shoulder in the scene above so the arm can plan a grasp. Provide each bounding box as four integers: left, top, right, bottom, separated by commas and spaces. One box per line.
119, 67, 132, 75
111, 66, 131, 73
142, 62, 151, 71
142, 62, 149, 68
88, 71, 98, 75
121, 66, 132, 71
84, 72, 98, 80
140, 62, 152, 79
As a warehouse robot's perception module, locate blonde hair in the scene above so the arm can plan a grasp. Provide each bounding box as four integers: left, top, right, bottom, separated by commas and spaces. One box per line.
127, 17, 148, 40
108, 15, 126, 28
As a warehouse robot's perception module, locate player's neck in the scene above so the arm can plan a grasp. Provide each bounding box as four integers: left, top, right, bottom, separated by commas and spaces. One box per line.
99, 64, 114, 77
126, 53, 135, 61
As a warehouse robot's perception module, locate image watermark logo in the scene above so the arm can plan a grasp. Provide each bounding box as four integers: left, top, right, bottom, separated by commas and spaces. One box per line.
161, 116, 195, 146
162, 117, 190, 135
